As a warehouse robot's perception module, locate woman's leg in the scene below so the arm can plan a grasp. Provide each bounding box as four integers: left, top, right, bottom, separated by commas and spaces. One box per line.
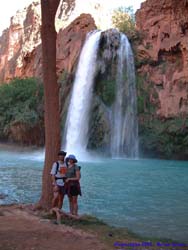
72, 196, 78, 216
68, 196, 74, 214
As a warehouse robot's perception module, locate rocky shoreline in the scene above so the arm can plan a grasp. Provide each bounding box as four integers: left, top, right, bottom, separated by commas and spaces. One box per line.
0, 142, 42, 152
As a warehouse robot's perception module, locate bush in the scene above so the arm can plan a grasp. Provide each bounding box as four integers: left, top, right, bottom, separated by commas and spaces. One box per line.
136, 75, 158, 115
139, 116, 188, 159
112, 6, 136, 38
0, 78, 44, 139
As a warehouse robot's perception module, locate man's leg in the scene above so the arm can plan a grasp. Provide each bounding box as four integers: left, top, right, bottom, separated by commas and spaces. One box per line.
51, 207, 61, 224
58, 192, 64, 209
52, 185, 59, 208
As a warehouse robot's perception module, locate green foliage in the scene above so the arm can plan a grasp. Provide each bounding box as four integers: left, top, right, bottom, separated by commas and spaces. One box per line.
0, 78, 44, 138
59, 70, 69, 86
139, 116, 188, 159
136, 75, 146, 113
136, 75, 158, 114
112, 6, 136, 38
135, 58, 156, 68
95, 79, 116, 106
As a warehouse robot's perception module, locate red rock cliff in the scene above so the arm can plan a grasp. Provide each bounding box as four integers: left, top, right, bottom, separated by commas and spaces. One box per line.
0, 2, 96, 83
136, 0, 188, 118
0, 2, 41, 82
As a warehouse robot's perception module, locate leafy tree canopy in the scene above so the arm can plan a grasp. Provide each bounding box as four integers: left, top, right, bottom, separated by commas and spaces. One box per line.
112, 6, 136, 38
0, 78, 44, 138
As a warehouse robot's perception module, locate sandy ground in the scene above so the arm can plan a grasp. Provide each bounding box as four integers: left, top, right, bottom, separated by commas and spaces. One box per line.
0, 205, 108, 250
1, 206, 188, 250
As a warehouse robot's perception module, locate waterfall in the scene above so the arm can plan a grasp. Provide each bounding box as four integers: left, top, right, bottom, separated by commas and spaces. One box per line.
111, 34, 139, 158
63, 31, 101, 156
63, 30, 138, 159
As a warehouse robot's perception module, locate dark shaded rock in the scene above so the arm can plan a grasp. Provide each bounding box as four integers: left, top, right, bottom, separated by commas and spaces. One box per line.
88, 97, 110, 152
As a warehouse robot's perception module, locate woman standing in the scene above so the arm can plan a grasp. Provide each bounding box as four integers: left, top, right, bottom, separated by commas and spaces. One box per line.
65, 154, 81, 216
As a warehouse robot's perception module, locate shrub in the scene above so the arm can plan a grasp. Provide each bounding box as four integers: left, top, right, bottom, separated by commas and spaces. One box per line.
136, 75, 158, 115
139, 116, 188, 159
112, 6, 136, 38
0, 78, 44, 139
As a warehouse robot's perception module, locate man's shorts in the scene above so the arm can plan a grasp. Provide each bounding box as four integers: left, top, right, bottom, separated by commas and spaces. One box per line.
53, 185, 66, 195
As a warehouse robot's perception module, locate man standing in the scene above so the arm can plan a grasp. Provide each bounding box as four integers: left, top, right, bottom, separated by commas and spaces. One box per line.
50, 151, 67, 209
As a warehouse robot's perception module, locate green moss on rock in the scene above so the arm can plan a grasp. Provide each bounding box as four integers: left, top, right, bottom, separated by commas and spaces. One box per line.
95, 78, 116, 107
87, 97, 110, 151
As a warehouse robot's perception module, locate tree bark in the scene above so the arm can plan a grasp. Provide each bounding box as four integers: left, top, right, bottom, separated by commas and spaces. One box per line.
39, 0, 61, 209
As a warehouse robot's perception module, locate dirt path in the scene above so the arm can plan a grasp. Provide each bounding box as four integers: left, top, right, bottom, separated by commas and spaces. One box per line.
1, 205, 186, 250
0, 205, 108, 250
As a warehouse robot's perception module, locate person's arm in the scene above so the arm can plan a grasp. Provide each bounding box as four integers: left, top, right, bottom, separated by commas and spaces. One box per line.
51, 175, 56, 185
50, 163, 57, 185
66, 170, 80, 182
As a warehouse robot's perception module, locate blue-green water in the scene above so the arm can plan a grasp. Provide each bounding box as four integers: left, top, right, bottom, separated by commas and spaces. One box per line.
0, 149, 188, 242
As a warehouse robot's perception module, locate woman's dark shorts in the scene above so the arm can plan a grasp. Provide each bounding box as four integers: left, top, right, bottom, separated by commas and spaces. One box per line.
70, 184, 79, 196
65, 181, 82, 197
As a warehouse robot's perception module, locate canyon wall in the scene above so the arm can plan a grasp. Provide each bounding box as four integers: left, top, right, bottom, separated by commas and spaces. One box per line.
0, 1, 96, 83
0, 2, 41, 82
135, 0, 188, 159
136, 0, 188, 118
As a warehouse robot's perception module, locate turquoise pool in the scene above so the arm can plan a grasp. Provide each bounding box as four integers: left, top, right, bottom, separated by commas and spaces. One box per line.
0, 149, 187, 242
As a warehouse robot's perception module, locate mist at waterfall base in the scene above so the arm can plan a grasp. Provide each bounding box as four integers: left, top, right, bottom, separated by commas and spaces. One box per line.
0, 149, 188, 243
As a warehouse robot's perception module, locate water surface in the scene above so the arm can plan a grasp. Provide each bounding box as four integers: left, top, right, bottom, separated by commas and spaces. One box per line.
0, 149, 188, 242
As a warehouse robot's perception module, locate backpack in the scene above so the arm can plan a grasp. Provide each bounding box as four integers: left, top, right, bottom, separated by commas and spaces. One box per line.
55, 161, 60, 175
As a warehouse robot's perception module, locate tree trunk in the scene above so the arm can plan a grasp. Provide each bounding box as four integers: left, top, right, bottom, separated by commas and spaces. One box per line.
38, 0, 61, 209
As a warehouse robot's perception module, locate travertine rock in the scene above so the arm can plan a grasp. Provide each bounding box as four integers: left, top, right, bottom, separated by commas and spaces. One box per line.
136, 0, 188, 118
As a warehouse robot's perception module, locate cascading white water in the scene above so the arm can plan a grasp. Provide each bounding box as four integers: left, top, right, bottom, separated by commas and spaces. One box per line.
111, 34, 139, 158
63, 31, 101, 157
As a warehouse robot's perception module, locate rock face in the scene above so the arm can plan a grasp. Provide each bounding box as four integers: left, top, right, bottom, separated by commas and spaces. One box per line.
135, 0, 188, 159
0, 2, 96, 83
8, 121, 44, 146
0, 2, 41, 82
56, 14, 97, 75
136, 0, 188, 118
